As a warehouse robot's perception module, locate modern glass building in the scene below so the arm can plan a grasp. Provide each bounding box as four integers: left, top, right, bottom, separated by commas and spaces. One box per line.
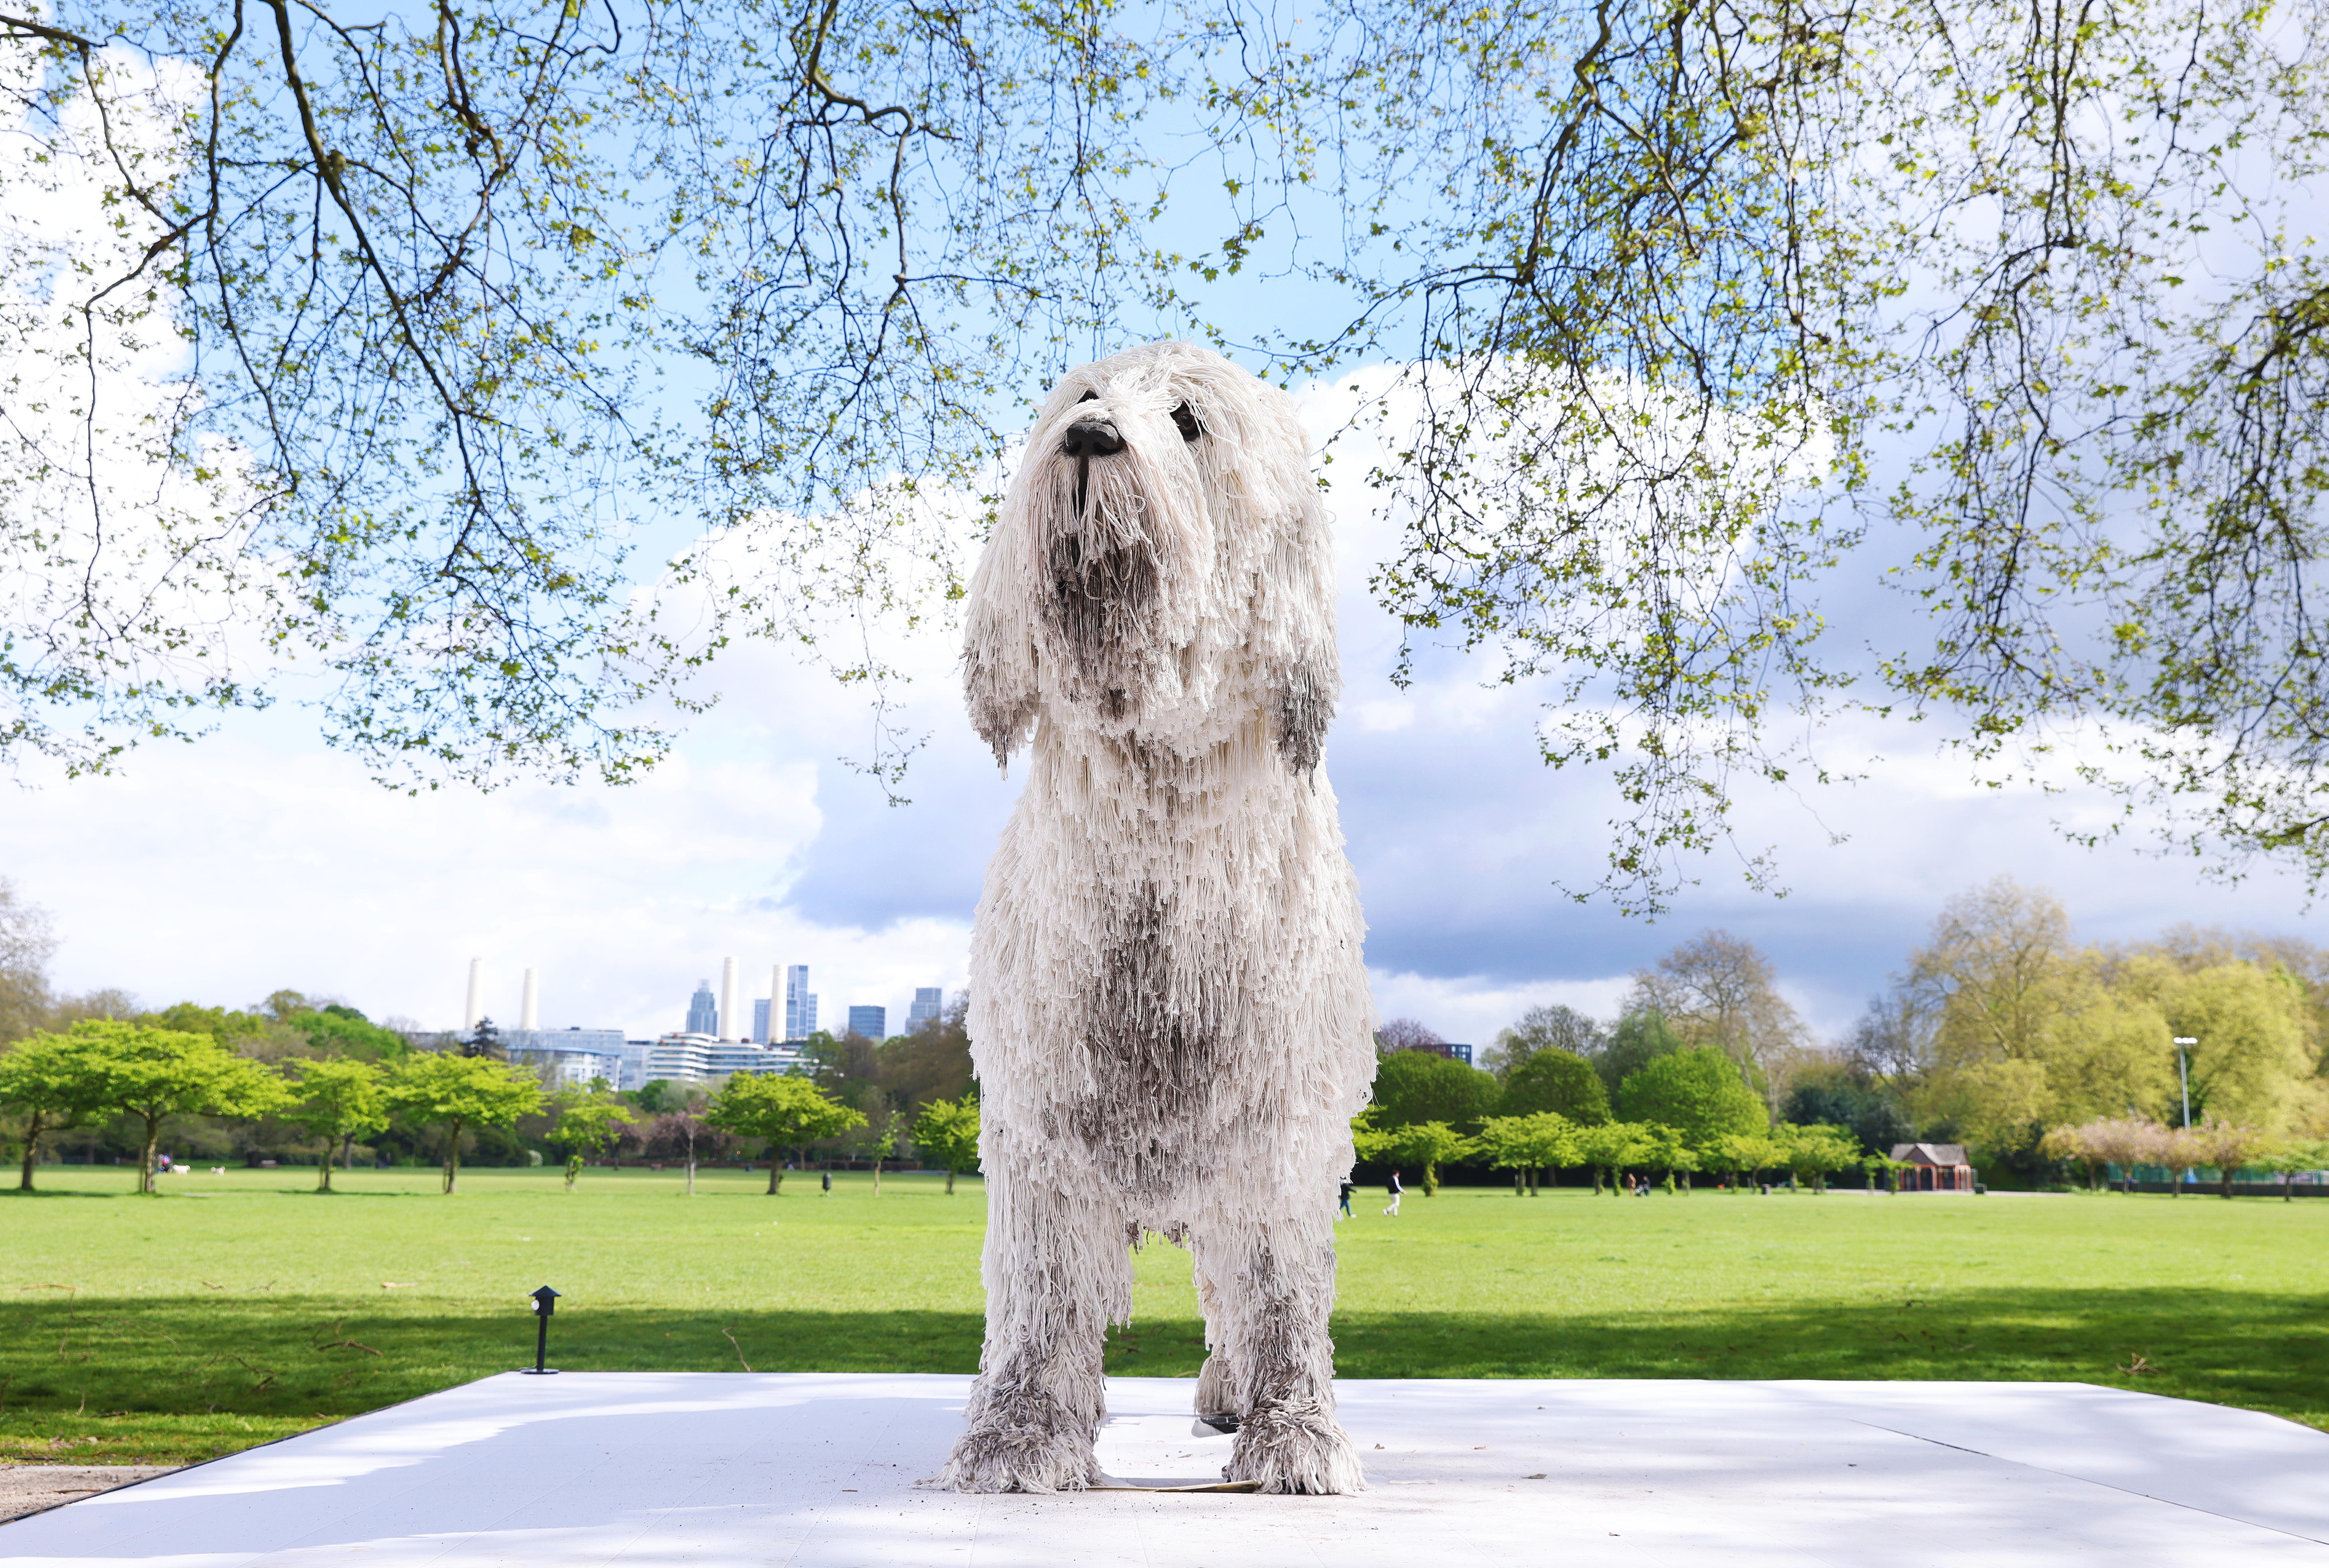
501, 1028, 627, 1089
645, 1033, 714, 1083
907, 987, 944, 1029
751, 997, 772, 1043
847, 1005, 886, 1039
643, 1033, 810, 1084
784, 965, 812, 1039
685, 981, 718, 1036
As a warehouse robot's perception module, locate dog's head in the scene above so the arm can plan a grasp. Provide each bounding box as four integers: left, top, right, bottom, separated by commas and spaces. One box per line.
963, 341, 1336, 769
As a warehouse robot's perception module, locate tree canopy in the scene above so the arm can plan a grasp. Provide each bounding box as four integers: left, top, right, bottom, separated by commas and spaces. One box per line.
706, 1071, 865, 1193
1368, 1050, 1501, 1130
384, 1053, 544, 1193
911, 1096, 981, 1195
0, 1021, 114, 1188
10, 0, 2329, 902
282, 1056, 389, 1192
78, 1020, 289, 1192
1613, 1046, 1768, 1149
1498, 1048, 1611, 1124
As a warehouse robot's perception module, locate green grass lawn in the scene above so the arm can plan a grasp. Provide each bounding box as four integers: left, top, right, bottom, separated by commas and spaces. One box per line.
3, 1166, 2324, 1466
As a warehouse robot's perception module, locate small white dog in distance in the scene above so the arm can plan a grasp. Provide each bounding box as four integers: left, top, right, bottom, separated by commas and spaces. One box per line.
937, 341, 1376, 1496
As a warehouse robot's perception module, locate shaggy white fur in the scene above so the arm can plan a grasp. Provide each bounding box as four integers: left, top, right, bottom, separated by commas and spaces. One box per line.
937, 341, 1376, 1497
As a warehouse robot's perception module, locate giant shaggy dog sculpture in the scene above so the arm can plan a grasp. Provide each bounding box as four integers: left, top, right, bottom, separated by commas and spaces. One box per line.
937, 341, 1375, 1496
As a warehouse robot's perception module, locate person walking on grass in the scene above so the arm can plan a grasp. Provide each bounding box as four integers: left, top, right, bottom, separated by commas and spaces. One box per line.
1338, 1178, 1354, 1220
1383, 1169, 1404, 1217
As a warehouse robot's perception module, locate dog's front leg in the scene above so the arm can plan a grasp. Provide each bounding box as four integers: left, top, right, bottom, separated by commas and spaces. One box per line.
936, 1170, 1128, 1492
1195, 1212, 1367, 1494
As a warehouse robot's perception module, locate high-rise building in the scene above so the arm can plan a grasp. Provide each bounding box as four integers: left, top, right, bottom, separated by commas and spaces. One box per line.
907, 987, 944, 1029
784, 965, 809, 1039
847, 1004, 886, 1039
685, 980, 717, 1035
752, 997, 772, 1042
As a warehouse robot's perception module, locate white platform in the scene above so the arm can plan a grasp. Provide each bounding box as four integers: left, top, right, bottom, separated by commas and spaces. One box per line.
4, 1373, 2326, 1566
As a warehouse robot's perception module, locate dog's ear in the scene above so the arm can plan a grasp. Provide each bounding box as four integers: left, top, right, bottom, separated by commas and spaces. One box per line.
962, 531, 1041, 771
965, 647, 1038, 770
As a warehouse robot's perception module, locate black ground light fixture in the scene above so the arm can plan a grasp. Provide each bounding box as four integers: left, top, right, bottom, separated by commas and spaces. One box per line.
525, 1286, 561, 1375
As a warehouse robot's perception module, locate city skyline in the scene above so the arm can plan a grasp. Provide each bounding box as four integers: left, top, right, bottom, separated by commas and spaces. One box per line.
429, 957, 949, 1045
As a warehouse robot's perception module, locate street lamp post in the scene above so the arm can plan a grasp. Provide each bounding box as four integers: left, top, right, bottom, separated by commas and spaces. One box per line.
2172, 1038, 2197, 1129
2172, 1036, 2198, 1198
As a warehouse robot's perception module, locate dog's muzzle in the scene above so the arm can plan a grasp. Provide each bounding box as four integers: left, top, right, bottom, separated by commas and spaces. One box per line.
1063, 418, 1123, 517
1061, 420, 1125, 458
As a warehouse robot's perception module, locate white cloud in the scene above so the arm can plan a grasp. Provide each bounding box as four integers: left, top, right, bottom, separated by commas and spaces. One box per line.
1367, 969, 1634, 1050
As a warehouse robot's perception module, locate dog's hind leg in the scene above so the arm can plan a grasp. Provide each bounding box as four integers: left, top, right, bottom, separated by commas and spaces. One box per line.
936, 1168, 1128, 1493
1192, 1210, 1367, 1494
1191, 1258, 1239, 1422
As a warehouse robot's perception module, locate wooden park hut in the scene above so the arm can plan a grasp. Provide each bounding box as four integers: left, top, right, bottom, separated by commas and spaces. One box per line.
1889, 1142, 1976, 1192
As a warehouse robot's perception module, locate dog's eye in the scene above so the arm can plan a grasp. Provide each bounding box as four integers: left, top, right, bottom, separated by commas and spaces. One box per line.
1171, 402, 1201, 442
1078, 390, 1099, 403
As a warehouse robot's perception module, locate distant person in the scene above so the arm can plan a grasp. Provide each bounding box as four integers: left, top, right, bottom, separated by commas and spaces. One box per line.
1383, 1169, 1404, 1217
1337, 1178, 1354, 1220
821, 1169, 833, 1197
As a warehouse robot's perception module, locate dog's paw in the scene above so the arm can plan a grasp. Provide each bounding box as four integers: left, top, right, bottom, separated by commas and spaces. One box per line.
934, 1404, 1100, 1494
1223, 1397, 1367, 1495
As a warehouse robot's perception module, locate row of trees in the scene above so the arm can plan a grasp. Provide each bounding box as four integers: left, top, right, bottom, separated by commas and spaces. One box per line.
2042, 1118, 2329, 1201
0, 1020, 537, 1192
1411, 879, 2329, 1187
1361, 1105, 1873, 1199
0, 1013, 986, 1196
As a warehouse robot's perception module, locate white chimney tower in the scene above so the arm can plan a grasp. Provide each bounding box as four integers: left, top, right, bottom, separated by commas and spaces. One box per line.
719, 956, 739, 1043
767, 964, 784, 1043
519, 967, 539, 1032
463, 957, 484, 1032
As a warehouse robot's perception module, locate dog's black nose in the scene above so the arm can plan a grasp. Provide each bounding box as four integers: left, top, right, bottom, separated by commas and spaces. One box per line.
1061, 420, 1125, 458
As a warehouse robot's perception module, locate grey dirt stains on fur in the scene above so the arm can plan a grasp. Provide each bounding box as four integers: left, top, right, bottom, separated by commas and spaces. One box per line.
1052, 884, 1220, 1202
1275, 665, 1329, 773
963, 646, 1038, 769
1046, 508, 1158, 667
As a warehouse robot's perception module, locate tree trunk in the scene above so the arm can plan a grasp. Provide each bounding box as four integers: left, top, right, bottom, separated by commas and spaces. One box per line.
317, 1139, 334, 1192
18, 1110, 46, 1190
137, 1112, 161, 1195
872, 1158, 882, 1198
767, 1154, 783, 1195
444, 1117, 464, 1194
944, 1166, 956, 1195
2220, 1164, 2236, 1199
2285, 1173, 2294, 1202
